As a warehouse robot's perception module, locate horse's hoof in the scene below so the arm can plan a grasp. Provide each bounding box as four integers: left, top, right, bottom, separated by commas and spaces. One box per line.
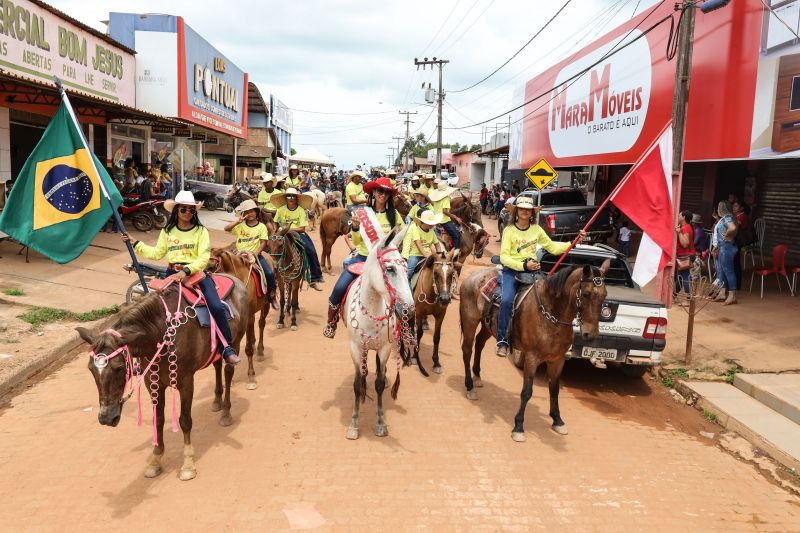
246, 381, 257, 390
433, 366, 443, 374
511, 432, 526, 443
474, 376, 484, 388
409, 358, 418, 366
179, 468, 197, 481
346, 427, 359, 440
290, 325, 298, 331
210, 401, 222, 412
466, 390, 478, 401
374, 424, 388, 437
256, 355, 265, 362
276, 323, 285, 330
219, 415, 233, 427
144, 465, 162, 478
552, 424, 569, 436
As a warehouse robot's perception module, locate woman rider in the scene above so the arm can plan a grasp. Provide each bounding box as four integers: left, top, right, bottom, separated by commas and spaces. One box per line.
286, 164, 303, 189
121, 190, 241, 365
345, 170, 367, 214
257, 172, 279, 210
496, 196, 585, 357
270, 187, 325, 290
428, 180, 464, 250
323, 177, 404, 338
224, 199, 279, 310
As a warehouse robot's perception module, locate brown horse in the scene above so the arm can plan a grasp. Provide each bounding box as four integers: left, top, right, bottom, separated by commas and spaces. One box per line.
77, 278, 249, 480
459, 261, 609, 441
209, 249, 273, 390
265, 223, 307, 330
393, 194, 412, 219
450, 192, 482, 226
407, 250, 460, 376
319, 207, 351, 273
448, 223, 490, 265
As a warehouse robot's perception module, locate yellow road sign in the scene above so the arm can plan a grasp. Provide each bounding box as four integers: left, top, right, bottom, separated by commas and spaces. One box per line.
525, 159, 558, 190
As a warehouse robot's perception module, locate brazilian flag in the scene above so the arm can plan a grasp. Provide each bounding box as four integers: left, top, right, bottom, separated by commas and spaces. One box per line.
0, 100, 122, 263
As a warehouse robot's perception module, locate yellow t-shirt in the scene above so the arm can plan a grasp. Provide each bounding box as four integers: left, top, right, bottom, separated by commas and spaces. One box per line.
402, 222, 438, 258
352, 210, 404, 256
134, 225, 211, 274
231, 222, 269, 254
407, 203, 431, 222
286, 175, 302, 188
431, 196, 451, 224
275, 205, 308, 230
345, 181, 365, 206
258, 189, 277, 209
500, 224, 570, 271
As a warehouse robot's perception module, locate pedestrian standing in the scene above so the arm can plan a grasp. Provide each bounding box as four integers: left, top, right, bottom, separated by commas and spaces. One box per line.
711, 200, 738, 305
674, 210, 696, 298
618, 220, 631, 256
479, 184, 489, 215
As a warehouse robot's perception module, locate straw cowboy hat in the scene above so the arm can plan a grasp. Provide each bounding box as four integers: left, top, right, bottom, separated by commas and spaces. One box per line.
364, 177, 398, 197
260, 171, 276, 184
164, 190, 203, 213
506, 196, 540, 219
411, 186, 430, 201
349, 170, 367, 180
414, 170, 426, 177
428, 180, 456, 202
235, 199, 259, 213
415, 209, 443, 227
385, 168, 398, 176
289, 164, 299, 171
270, 187, 314, 210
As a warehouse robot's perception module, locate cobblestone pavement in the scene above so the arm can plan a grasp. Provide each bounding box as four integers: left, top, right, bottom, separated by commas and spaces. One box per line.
0, 224, 798, 532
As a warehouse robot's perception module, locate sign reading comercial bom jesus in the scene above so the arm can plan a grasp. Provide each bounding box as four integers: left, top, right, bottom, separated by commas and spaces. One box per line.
509, 0, 765, 169
0, 0, 135, 106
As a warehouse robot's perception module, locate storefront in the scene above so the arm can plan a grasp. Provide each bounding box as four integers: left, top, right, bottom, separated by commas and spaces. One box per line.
108, 13, 249, 185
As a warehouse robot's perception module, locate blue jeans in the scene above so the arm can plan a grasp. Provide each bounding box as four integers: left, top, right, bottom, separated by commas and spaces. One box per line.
329, 254, 367, 306
675, 255, 695, 295
718, 241, 737, 291
480, 198, 488, 214
440, 221, 461, 249
497, 266, 519, 347
297, 232, 323, 282
256, 254, 277, 291
620, 240, 630, 256
407, 255, 424, 281
165, 268, 232, 345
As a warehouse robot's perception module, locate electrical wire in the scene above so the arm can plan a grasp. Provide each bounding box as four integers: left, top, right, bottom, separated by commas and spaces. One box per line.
418, 0, 463, 56
432, 0, 482, 56
289, 107, 412, 116
760, 0, 800, 41
450, 0, 573, 93
438, 0, 497, 54
293, 116, 401, 136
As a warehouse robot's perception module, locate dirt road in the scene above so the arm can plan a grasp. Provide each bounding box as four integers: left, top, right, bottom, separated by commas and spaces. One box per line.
1, 217, 798, 531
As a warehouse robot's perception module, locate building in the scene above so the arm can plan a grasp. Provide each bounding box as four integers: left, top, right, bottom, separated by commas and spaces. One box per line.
451, 150, 479, 187
269, 95, 293, 176
413, 157, 432, 173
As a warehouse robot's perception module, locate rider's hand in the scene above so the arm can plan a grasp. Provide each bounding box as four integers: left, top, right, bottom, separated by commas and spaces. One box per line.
121, 233, 131, 243
351, 217, 360, 230
172, 270, 187, 284
525, 259, 540, 271
576, 229, 587, 243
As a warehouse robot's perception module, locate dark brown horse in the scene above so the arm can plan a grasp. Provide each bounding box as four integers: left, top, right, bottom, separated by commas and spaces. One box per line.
318, 207, 351, 273
265, 223, 307, 330
77, 278, 249, 480
450, 192, 482, 226
450, 223, 490, 265
209, 249, 273, 390
458, 261, 609, 441
393, 194, 412, 219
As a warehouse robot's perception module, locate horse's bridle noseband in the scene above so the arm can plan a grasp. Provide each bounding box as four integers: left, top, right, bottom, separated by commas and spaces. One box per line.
535, 274, 605, 327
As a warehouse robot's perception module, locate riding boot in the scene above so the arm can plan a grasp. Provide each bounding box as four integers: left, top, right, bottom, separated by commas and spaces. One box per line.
268, 288, 279, 310
322, 303, 340, 338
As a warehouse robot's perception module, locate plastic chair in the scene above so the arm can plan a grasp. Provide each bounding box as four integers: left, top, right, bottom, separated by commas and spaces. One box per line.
791, 266, 800, 295
741, 218, 766, 268
749, 244, 793, 298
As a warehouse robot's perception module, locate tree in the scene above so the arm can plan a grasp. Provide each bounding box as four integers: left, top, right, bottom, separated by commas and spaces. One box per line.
469, 144, 482, 152
290, 148, 297, 156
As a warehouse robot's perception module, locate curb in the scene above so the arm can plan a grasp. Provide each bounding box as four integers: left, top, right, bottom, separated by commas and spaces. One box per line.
0, 314, 117, 399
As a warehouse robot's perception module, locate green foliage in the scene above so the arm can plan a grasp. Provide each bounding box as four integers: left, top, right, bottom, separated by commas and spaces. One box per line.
702, 408, 719, 423
668, 368, 690, 380
290, 148, 297, 156
74, 306, 120, 322
2, 287, 24, 296
661, 374, 675, 388
17, 305, 119, 329
724, 366, 738, 384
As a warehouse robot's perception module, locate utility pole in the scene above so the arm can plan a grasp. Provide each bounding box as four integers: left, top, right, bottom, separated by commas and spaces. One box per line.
399, 110, 417, 172
415, 57, 449, 175
392, 136, 404, 169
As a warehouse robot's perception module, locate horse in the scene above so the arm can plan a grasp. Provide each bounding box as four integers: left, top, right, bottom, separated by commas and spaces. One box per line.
326, 190, 343, 208
406, 250, 460, 376
76, 278, 249, 480
306, 187, 327, 231
393, 194, 412, 220
319, 207, 351, 274
450, 192, 482, 226
459, 223, 490, 260
458, 261, 609, 441
265, 223, 308, 330
343, 226, 415, 440
209, 249, 274, 390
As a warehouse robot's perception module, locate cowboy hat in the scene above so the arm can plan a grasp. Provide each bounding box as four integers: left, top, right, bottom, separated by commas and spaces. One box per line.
349, 170, 366, 180
260, 171, 276, 184
385, 168, 398, 176
235, 199, 259, 213
424, 173, 436, 181
691, 213, 702, 224
289, 164, 299, 171
414, 169, 426, 177
428, 181, 456, 202
415, 209, 443, 227
410, 174, 421, 182
164, 190, 203, 213
364, 177, 397, 196
270, 187, 314, 210
506, 196, 540, 219
411, 186, 429, 200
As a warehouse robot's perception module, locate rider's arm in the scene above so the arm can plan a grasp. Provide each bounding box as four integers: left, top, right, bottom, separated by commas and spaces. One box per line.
133, 229, 169, 260
343, 233, 355, 253
414, 238, 427, 256
224, 218, 243, 233
499, 226, 526, 271
535, 225, 572, 256
183, 227, 212, 275
256, 239, 268, 256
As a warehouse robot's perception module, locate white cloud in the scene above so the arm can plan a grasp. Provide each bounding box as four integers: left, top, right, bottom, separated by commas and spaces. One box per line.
50, 0, 659, 168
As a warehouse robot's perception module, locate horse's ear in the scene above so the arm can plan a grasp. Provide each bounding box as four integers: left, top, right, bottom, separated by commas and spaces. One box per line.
75, 327, 94, 346
379, 225, 399, 250
583, 264, 592, 277
446, 248, 455, 261
424, 254, 435, 268
391, 224, 409, 248
452, 249, 461, 263
599, 258, 611, 277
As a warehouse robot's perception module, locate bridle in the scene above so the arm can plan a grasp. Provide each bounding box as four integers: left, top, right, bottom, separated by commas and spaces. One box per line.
267, 232, 305, 282
417, 257, 457, 305
533, 272, 605, 327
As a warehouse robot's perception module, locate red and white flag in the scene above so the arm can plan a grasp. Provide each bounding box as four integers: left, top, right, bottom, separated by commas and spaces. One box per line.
610, 124, 674, 287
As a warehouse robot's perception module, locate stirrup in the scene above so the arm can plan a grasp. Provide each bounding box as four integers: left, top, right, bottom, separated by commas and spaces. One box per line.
495, 342, 510, 357
323, 322, 337, 339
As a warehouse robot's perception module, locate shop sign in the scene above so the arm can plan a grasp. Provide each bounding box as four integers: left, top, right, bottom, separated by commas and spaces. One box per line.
189, 132, 206, 141
151, 125, 174, 134
173, 127, 191, 137
271, 95, 293, 134
203, 135, 218, 144
0, 0, 135, 106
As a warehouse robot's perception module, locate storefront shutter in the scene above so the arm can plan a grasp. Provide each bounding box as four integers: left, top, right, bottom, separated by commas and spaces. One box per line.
758, 161, 800, 265
679, 165, 705, 218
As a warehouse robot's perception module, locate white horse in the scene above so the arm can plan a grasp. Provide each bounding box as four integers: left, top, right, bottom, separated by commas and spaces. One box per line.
306, 187, 327, 231
343, 225, 415, 440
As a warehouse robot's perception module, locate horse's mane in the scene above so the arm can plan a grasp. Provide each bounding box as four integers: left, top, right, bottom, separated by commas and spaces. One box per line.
110, 285, 178, 351
545, 266, 576, 293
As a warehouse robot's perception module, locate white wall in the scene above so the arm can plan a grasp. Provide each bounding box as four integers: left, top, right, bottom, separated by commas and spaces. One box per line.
0, 107, 9, 182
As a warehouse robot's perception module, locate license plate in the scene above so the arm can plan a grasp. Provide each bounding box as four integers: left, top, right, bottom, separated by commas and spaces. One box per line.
581, 346, 617, 360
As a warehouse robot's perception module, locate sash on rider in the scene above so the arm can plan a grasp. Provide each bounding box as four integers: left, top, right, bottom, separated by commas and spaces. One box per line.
354, 207, 385, 250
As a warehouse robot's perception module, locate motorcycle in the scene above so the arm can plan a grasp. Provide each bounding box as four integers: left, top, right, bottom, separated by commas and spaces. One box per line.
185, 183, 224, 211
121, 194, 167, 231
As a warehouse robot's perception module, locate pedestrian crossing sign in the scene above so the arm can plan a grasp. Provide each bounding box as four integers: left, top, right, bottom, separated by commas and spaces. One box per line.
525, 159, 558, 190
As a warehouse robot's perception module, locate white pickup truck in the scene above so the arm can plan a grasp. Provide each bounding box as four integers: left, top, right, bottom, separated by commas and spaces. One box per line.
533, 244, 668, 378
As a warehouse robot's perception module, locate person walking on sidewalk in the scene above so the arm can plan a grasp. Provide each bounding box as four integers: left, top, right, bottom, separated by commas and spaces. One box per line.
711, 200, 739, 305
121, 190, 241, 365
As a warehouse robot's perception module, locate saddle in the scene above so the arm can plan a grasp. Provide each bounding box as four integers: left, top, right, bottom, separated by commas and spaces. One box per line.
480, 255, 540, 343
148, 273, 235, 328
247, 253, 271, 298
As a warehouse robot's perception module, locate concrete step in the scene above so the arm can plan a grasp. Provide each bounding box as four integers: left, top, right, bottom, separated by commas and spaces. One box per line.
733, 373, 800, 426
683, 381, 800, 471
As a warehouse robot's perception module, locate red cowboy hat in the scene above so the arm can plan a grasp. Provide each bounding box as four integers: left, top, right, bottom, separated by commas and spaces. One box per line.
363, 177, 397, 196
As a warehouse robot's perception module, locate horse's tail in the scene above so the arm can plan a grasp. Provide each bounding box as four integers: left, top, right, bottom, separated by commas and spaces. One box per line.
319, 214, 328, 245
391, 370, 400, 400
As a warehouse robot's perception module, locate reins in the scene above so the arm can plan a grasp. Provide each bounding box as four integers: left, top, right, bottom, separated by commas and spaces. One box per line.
531, 271, 605, 328
416, 259, 457, 305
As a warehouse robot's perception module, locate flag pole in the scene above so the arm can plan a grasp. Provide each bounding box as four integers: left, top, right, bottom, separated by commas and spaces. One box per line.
53, 77, 149, 295
547, 122, 672, 276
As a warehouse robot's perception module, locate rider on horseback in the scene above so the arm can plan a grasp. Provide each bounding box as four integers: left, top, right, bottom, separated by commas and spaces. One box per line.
402, 209, 444, 280
429, 180, 464, 250
271, 187, 325, 290
257, 172, 279, 210
323, 177, 404, 339
286, 164, 303, 189
345, 170, 367, 214
224, 199, 279, 310
495, 196, 586, 357
121, 190, 241, 365
406, 187, 431, 224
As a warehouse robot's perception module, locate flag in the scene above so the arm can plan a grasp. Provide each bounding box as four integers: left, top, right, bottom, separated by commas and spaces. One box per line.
0, 100, 122, 263
610, 125, 674, 287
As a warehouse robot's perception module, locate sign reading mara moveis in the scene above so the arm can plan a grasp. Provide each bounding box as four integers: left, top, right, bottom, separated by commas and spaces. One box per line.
548, 30, 651, 158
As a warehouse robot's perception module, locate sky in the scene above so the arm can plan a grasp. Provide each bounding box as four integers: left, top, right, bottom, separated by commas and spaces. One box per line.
50, 0, 660, 169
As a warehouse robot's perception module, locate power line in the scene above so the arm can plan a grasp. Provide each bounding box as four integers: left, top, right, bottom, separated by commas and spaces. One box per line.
293, 116, 400, 136
439, 0, 497, 54
450, 0, 573, 94
289, 107, 411, 116
294, 141, 395, 146
433, 0, 483, 54
418, 0, 462, 56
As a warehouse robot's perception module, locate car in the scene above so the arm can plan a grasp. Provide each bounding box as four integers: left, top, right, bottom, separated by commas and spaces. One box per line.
510, 244, 667, 377
439, 171, 459, 187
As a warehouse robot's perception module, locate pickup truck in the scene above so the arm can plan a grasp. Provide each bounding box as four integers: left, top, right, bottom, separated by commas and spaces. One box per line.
511, 244, 667, 377
499, 187, 613, 244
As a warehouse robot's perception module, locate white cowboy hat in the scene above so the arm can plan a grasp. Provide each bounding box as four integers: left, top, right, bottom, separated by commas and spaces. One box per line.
415, 209, 443, 227
385, 168, 398, 176
270, 187, 314, 210
428, 181, 456, 202
506, 196, 540, 219
289, 164, 299, 171
260, 172, 275, 184
350, 170, 366, 180
164, 190, 203, 213
235, 199, 259, 213
424, 173, 436, 181
414, 170, 426, 177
